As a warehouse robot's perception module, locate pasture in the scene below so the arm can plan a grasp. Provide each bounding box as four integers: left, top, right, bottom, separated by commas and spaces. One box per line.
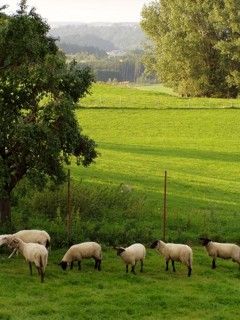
1, 83, 239, 319
0, 248, 239, 320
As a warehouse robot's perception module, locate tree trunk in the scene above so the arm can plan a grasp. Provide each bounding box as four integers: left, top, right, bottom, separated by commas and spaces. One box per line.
0, 195, 11, 225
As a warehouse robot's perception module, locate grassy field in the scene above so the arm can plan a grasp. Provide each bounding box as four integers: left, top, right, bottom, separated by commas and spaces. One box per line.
0, 248, 239, 320
74, 83, 240, 242
1, 83, 239, 320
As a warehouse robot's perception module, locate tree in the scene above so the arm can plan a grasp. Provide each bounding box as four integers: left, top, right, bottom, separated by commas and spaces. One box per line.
0, 2, 97, 225
141, 0, 240, 97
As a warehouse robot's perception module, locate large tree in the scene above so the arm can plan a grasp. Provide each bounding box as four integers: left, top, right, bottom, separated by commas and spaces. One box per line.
141, 0, 240, 97
0, 2, 97, 225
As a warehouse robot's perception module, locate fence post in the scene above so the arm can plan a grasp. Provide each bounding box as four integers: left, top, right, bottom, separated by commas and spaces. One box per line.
67, 169, 72, 244
163, 170, 167, 241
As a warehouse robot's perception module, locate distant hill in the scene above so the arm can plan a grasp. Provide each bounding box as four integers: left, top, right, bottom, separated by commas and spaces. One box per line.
50, 23, 146, 52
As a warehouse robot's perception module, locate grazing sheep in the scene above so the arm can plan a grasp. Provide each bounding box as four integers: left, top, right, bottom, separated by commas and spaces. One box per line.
4, 236, 48, 283
199, 237, 240, 269
115, 243, 146, 275
0, 230, 51, 258
119, 183, 132, 193
150, 240, 193, 277
59, 242, 102, 271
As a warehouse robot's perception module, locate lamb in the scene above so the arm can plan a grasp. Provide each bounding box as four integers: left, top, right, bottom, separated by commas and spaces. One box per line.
0, 229, 50, 258
3, 236, 48, 283
59, 242, 102, 271
150, 240, 193, 277
199, 237, 240, 269
115, 243, 146, 274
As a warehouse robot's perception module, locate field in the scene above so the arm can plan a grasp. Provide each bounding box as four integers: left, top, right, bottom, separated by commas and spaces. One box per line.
74, 83, 240, 242
0, 248, 239, 320
1, 83, 240, 319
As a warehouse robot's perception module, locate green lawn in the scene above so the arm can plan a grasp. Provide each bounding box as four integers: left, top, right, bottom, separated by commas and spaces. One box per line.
74, 84, 240, 242
80, 83, 240, 109
0, 248, 239, 320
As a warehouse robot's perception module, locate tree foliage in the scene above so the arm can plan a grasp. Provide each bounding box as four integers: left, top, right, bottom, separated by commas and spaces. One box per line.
0, 2, 97, 224
141, 0, 240, 97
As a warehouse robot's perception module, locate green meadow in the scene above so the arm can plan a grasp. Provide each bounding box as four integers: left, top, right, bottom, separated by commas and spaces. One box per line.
0, 248, 239, 320
1, 83, 240, 319
74, 83, 240, 242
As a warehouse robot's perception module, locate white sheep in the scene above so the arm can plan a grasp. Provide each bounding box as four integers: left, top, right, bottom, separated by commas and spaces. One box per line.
0, 229, 51, 258
59, 242, 102, 271
4, 236, 48, 283
199, 237, 240, 269
115, 243, 146, 274
150, 240, 193, 277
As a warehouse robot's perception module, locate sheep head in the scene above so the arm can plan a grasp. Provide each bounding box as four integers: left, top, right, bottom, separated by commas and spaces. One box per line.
199, 237, 212, 246
114, 247, 126, 256
150, 240, 160, 249
58, 261, 68, 270
6, 237, 21, 249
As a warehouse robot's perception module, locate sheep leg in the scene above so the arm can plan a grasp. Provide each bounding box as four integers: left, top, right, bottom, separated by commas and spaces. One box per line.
126, 265, 129, 273
94, 258, 98, 270
212, 259, 216, 269
70, 262, 74, 270
78, 261, 81, 270
140, 260, 144, 272
131, 264, 136, 275
29, 262, 33, 275
39, 268, 44, 283
172, 260, 176, 272
165, 259, 169, 271
97, 259, 101, 271
188, 267, 192, 277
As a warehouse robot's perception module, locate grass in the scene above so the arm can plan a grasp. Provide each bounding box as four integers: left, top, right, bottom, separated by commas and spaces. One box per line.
74, 85, 240, 242
80, 83, 240, 109
0, 248, 239, 320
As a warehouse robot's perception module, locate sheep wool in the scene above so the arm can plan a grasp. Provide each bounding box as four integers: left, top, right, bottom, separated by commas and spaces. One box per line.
59, 242, 102, 271
200, 238, 240, 269
151, 240, 193, 277
116, 243, 146, 274
5, 236, 48, 283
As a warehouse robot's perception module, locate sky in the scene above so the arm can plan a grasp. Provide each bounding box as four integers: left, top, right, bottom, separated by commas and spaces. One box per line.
5, 0, 152, 24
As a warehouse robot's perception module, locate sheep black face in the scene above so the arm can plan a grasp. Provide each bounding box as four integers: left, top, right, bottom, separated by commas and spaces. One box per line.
150, 240, 159, 249
59, 261, 68, 270
199, 237, 211, 246
115, 247, 126, 256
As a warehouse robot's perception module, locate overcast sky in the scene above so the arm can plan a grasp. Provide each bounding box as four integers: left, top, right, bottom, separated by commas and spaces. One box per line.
6, 0, 152, 24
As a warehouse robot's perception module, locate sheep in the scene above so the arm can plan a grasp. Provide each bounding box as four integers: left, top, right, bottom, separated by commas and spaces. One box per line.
119, 183, 132, 193
3, 236, 48, 283
0, 230, 51, 258
115, 243, 146, 275
150, 240, 193, 277
59, 242, 102, 271
199, 237, 240, 269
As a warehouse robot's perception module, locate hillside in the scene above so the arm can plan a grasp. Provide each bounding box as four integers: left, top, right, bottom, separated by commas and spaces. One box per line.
50, 22, 146, 51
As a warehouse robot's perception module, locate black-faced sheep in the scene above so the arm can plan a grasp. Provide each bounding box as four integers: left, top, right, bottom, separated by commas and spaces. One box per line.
59, 242, 102, 271
115, 243, 146, 274
150, 240, 193, 277
199, 237, 240, 269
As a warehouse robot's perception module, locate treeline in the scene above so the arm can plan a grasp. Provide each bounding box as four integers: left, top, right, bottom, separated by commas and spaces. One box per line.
66, 51, 155, 83
141, 0, 240, 98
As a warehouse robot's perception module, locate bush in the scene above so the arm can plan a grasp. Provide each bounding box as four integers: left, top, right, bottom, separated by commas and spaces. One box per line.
3, 181, 152, 247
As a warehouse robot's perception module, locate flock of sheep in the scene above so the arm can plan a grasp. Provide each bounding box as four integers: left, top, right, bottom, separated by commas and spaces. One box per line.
0, 229, 240, 283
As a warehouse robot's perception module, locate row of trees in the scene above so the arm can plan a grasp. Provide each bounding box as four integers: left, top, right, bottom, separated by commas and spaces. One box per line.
0, 2, 97, 225
68, 51, 149, 83
141, 0, 240, 97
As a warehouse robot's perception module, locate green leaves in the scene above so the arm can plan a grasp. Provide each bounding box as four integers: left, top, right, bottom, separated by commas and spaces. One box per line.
141, 0, 240, 97
0, 3, 97, 212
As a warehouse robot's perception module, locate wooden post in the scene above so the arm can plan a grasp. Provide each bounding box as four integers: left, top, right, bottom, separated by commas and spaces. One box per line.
67, 169, 72, 243
163, 170, 167, 241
